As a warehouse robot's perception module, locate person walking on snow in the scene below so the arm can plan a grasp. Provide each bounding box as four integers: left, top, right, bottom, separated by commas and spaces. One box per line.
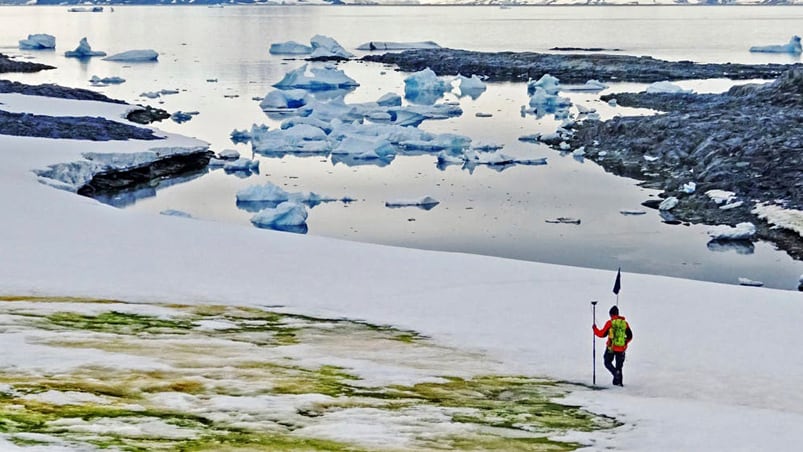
593, 305, 633, 386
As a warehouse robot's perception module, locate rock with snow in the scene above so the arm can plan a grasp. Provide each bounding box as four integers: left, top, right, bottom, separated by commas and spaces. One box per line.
250, 201, 308, 232
64, 38, 106, 58
90, 76, 126, 85
659, 197, 679, 211
385, 196, 439, 208
751, 203, 803, 237
706, 189, 737, 205
104, 50, 158, 62
707, 222, 756, 241
269, 41, 313, 55
356, 41, 440, 51
273, 64, 359, 90
309, 35, 353, 60
749, 35, 802, 55
645, 81, 692, 94
19, 34, 56, 50
404, 68, 450, 104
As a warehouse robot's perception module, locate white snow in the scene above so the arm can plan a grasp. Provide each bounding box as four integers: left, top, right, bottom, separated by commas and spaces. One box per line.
707, 222, 756, 241
752, 203, 803, 237
19, 33, 56, 50
749, 35, 802, 54
658, 196, 678, 211
1, 91, 802, 451
103, 49, 159, 62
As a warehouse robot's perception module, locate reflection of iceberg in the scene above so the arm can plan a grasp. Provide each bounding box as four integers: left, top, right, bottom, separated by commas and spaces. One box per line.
707, 240, 755, 255
385, 196, 439, 210
749, 35, 802, 54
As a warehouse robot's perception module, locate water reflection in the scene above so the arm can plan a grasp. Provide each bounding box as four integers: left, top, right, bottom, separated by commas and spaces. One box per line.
93, 169, 208, 208
707, 240, 756, 255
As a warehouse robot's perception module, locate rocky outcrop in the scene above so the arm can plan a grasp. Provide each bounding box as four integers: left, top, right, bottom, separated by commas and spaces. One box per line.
363, 48, 802, 83
0, 79, 125, 103
0, 110, 161, 141
564, 69, 803, 259
0, 53, 54, 73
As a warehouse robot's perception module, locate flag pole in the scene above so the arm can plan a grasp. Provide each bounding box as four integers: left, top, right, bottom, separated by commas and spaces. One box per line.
612, 268, 621, 307
591, 300, 598, 386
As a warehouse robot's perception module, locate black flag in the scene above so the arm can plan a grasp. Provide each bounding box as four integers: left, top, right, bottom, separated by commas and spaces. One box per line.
613, 268, 621, 295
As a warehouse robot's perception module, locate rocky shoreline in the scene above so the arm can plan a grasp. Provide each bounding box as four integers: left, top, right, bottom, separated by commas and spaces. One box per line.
366, 49, 802, 261
363, 48, 802, 83
0, 53, 54, 74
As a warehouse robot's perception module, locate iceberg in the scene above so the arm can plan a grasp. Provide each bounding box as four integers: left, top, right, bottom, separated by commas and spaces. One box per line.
269, 41, 313, 55
250, 201, 308, 232
356, 41, 441, 51
19, 34, 56, 50
528, 87, 571, 115
64, 37, 106, 59
385, 196, 439, 208
223, 158, 259, 173
332, 136, 396, 160
404, 68, 450, 104
309, 35, 353, 60
259, 89, 310, 111
707, 222, 756, 241
237, 182, 290, 203
645, 81, 692, 94
749, 35, 802, 55
273, 64, 359, 90
376, 93, 402, 107
453, 74, 486, 99
217, 149, 240, 160
527, 74, 561, 96
103, 50, 159, 62
90, 76, 126, 85
562, 79, 609, 92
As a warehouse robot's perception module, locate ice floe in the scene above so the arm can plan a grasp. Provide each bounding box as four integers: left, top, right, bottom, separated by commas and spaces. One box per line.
250, 201, 309, 233
356, 41, 440, 51
273, 64, 359, 90
19, 33, 56, 50
749, 35, 802, 55
707, 222, 756, 241
562, 79, 609, 92
645, 81, 692, 94
103, 49, 159, 62
269, 41, 313, 55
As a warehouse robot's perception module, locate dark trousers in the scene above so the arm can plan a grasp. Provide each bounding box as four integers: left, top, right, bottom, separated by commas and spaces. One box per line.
604, 349, 625, 385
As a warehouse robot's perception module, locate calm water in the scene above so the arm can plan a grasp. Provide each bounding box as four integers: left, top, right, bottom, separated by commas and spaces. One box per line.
1, 5, 802, 290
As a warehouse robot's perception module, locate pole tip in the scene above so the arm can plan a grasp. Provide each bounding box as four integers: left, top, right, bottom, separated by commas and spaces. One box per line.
591, 300, 598, 305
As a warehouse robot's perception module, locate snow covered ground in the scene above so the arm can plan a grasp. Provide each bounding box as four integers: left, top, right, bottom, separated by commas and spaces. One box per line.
1, 90, 802, 450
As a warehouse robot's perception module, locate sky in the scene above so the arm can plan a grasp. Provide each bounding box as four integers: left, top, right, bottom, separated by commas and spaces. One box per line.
1, 87, 803, 450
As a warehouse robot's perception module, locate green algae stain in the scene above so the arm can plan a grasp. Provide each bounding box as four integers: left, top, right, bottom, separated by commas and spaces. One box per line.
43, 311, 195, 335
271, 365, 361, 398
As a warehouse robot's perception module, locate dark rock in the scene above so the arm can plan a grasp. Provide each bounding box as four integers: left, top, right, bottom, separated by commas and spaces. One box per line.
0, 53, 55, 74
0, 109, 161, 141
126, 105, 171, 124
363, 48, 802, 84
0, 79, 125, 103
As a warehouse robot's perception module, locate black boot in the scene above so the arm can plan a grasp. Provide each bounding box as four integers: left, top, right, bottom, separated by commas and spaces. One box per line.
614, 371, 623, 387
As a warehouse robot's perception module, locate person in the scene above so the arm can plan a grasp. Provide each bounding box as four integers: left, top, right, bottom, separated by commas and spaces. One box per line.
593, 305, 633, 386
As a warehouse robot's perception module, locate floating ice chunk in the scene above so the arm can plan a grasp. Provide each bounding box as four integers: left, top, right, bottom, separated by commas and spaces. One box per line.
436, 151, 465, 165
528, 87, 572, 114
705, 189, 737, 205
576, 104, 596, 115
453, 74, 487, 99
681, 181, 697, 194
707, 222, 756, 241
546, 217, 581, 224
140, 92, 160, 99
332, 136, 396, 160
659, 197, 679, 211
273, 64, 359, 90
280, 117, 333, 134
376, 93, 402, 107
68, 6, 103, 12
518, 133, 541, 143
403, 133, 471, 152
250, 201, 308, 231
160, 89, 179, 95
749, 35, 802, 55
90, 75, 126, 85
104, 49, 158, 62
19, 34, 56, 50
645, 81, 692, 94
171, 111, 199, 123
385, 196, 439, 208
356, 41, 441, 51
620, 210, 647, 215
237, 182, 290, 203
738, 277, 764, 287
64, 37, 106, 58
160, 209, 192, 218
309, 35, 353, 59
218, 149, 240, 160
404, 68, 450, 104
471, 142, 504, 152
251, 124, 329, 155
527, 74, 561, 95
224, 158, 259, 173
562, 79, 609, 92
259, 89, 310, 111
269, 41, 313, 55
